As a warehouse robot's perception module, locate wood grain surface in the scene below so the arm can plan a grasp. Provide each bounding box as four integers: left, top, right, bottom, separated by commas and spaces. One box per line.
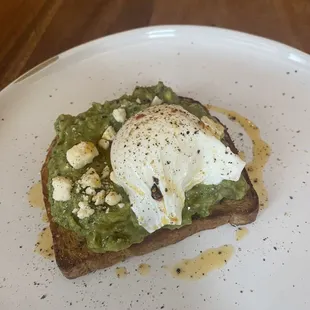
1, 0, 310, 90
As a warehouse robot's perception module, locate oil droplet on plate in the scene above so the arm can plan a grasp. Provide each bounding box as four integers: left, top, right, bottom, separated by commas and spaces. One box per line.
238, 151, 246, 161
235, 227, 249, 241
207, 105, 271, 209
115, 267, 128, 278
168, 245, 234, 280
138, 263, 151, 276
34, 226, 54, 259
42, 212, 48, 223
28, 182, 44, 209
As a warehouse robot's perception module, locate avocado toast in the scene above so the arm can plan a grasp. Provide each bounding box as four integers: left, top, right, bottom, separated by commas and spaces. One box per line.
41, 82, 258, 279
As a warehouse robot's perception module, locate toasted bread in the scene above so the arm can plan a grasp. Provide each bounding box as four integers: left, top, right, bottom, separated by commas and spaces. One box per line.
41, 98, 259, 279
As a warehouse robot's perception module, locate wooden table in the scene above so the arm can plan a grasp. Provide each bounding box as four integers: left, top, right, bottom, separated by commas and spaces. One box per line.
1, 0, 310, 90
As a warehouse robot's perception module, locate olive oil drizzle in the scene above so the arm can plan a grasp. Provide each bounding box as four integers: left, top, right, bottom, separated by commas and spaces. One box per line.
207, 105, 271, 209
28, 182, 44, 209
34, 227, 54, 259
28, 182, 54, 259
138, 263, 151, 276
169, 245, 234, 280
115, 267, 128, 278
235, 227, 249, 241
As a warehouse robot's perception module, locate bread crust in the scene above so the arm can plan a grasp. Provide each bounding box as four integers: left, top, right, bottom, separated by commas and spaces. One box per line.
41, 103, 259, 279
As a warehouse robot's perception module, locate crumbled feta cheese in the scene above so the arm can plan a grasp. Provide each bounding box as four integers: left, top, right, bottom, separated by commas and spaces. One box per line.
101, 166, 110, 179
92, 190, 105, 206
105, 191, 122, 206
66, 141, 99, 169
106, 207, 110, 214
151, 96, 163, 105
136, 98, 141, 104
118, 203, 125, 209
110, 171, 116, 183
112, 108, 126, 123
72, 208, 78, 214
102, 126, 116, 141
77, 201, 94, 219
52, 176, 72, 201
75, 184, 81, 193
78, 168, 101, 189
82, 195, 89, 202
98, 139, 110, 150
85, 187, 96, 196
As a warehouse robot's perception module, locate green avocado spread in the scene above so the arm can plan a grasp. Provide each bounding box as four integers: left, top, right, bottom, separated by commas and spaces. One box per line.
47, 82, 249, 253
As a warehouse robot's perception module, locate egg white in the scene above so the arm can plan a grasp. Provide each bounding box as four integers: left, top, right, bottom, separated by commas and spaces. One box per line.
111, 104, 245, 233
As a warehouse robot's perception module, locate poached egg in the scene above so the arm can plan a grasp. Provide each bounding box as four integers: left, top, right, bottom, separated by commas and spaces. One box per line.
111, 104, 245, 233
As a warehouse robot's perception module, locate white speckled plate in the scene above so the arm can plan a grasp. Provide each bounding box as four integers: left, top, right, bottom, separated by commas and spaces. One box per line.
1, 25, 310, 310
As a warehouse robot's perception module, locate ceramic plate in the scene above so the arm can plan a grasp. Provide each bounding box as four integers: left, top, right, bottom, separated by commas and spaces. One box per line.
1, 26, 310, 310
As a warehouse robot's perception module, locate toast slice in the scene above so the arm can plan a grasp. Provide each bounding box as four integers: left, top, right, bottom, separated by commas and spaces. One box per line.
41, 98, 259, 279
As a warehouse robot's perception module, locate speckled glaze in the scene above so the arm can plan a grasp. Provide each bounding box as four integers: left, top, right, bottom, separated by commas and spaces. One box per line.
0, 26, 310, 310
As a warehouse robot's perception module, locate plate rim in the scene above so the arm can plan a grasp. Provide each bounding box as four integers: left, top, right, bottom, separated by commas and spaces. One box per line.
1, 24, 310, 99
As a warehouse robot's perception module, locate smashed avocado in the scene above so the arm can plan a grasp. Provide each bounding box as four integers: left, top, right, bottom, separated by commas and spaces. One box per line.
47, 82, 249, 253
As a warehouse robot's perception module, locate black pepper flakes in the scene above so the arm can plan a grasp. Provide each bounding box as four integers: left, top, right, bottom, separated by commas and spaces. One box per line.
153, 176, 159, 185
176, 268, 181, 274
151, 184, 163, 201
